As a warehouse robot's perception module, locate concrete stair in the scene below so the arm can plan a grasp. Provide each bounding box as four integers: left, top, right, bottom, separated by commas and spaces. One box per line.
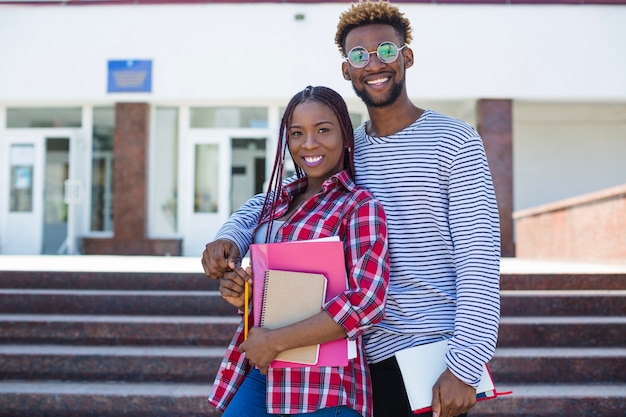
0, 258, 625, 416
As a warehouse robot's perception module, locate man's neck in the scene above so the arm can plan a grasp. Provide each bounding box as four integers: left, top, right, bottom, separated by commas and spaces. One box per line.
365, 97, 424, 138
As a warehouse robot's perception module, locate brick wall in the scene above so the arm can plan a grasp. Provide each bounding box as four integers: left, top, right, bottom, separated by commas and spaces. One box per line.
514, 184, 626, 261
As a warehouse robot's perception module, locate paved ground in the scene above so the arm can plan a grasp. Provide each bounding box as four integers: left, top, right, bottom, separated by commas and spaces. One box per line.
1, 255, 626, 274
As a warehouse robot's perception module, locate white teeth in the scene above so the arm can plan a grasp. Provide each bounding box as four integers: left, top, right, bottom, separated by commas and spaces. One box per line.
367, 77, 389, 85
304, 156, 322, 163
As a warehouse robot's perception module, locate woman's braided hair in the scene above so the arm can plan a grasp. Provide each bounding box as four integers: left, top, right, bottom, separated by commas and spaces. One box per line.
256, 86, 355, 242
335, 0, 413, 57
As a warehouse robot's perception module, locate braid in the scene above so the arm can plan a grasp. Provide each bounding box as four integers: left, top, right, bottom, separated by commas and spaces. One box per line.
255, 86, 355, 243
335, 0, 413, 56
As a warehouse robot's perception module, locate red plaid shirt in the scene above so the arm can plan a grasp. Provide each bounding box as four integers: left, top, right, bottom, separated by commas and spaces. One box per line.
209, 170, 389, 416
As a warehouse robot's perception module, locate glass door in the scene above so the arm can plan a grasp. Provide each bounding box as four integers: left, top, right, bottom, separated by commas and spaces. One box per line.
1, 133, 78, 254
181, 132, 230, 256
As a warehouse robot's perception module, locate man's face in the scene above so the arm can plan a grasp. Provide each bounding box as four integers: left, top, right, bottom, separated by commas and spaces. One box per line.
342, 24, 411, 109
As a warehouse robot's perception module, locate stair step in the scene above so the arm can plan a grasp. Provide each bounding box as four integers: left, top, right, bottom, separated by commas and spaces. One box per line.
0, 381, 220, 417
0, 314, 239, 346
2, 270, 625, 291
2, 314, 622, 348
1, 382, 624, 417
500, 290, 626, 316
4, 289, 624, 316
471, 383, 626, 417
0, 271, 217, 291
0, 345, 225, 382
0, 289, 234, 315
497, 316, 626, 347
490, 347, 626, 384
500, 273, 626, 290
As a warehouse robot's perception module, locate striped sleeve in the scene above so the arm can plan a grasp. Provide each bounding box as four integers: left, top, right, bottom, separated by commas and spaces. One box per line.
445, 135, 501, 386
214, 192, 265, 256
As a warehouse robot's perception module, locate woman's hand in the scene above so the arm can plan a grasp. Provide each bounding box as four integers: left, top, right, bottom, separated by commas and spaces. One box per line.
219, 267, 252, 309
238, 327, 279, 374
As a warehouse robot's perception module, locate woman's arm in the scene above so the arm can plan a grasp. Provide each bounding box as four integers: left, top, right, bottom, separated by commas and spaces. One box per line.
240, 196, 390, 371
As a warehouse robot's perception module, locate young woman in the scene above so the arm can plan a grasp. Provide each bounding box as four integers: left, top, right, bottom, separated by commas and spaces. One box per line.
208, 86, 389, 417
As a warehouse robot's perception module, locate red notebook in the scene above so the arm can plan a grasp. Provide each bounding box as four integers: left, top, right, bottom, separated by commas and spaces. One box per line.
249, 237, 352, 368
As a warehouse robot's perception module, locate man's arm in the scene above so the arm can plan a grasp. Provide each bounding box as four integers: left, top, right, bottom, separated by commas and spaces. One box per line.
201, 192, 265, 280
445, 135, 501, 384
432, 135, 501, 417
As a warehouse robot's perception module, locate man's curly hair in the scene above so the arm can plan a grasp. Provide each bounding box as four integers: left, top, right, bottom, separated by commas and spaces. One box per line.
335, 0, 413, 57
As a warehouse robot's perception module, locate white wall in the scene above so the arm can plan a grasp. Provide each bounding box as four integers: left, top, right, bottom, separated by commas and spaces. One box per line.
514, 102, 626, 210
0, 4, 625, 104
1, 3, 625, 215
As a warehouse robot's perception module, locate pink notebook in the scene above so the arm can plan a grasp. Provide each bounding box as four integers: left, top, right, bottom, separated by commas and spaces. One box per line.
250, 237, 351, 368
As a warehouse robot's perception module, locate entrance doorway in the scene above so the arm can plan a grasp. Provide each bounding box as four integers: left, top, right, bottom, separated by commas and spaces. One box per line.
1, 133, 77, 254
181, 133, 267, 256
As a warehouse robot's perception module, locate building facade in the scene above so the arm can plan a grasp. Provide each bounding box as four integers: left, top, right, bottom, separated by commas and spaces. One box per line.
1, 1, 625, 256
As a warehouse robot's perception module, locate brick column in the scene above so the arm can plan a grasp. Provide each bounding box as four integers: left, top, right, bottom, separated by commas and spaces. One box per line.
82, 102, 181, 255
113, 102, 149, 252
476, 99, 514, 257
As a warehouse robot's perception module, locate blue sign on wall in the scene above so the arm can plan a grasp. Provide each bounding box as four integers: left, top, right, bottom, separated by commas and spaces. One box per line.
107, 60, 152, 93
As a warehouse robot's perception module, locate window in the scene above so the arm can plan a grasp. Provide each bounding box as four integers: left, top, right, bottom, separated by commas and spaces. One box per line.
91, 107, 115, 232
9, 144, 35, 212
7, 107, 81, 128
150, 107, 179, 235
194, 144, 219, 213
190, 107, 268, 128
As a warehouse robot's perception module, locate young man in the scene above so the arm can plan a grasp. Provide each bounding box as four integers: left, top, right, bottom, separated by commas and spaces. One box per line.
202, 2, 501, 417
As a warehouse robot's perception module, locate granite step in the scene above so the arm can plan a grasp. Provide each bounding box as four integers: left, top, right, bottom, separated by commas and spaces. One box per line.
2, 314, 623, 348
3, 270, 624, 291
0, 381, 220, 417
3, 289, 624, 317
0, 314, 239, 346
0, 345, 225, 383
0, 289, 233, 316
500, 290, 626, 316
470, 383, 626, 417
2, 344, 623, 386
489, 347, 626, 384
0, 271, 216, 291
497, 316, 626, 347
500, 273, 626, 290
0, 382, 624, 417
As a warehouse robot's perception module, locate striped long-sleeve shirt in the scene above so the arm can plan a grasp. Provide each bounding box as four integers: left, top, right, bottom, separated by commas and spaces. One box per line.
214, 109, 501, 388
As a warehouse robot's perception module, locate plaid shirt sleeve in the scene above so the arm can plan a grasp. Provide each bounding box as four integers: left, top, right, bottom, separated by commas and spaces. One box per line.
324, 190, 390, 340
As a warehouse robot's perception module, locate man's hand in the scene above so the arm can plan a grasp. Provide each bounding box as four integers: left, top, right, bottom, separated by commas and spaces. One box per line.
431, 368, 476, 417
201, 239, 241, 280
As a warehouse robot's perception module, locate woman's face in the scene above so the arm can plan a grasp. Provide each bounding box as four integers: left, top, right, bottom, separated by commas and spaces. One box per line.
287, 100, 345, 182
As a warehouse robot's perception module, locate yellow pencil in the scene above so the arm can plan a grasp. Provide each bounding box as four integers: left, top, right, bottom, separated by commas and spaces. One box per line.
244, 280, 249, 340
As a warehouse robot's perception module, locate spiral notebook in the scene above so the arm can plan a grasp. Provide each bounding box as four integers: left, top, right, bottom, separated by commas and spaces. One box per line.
260, 269, 327, 365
